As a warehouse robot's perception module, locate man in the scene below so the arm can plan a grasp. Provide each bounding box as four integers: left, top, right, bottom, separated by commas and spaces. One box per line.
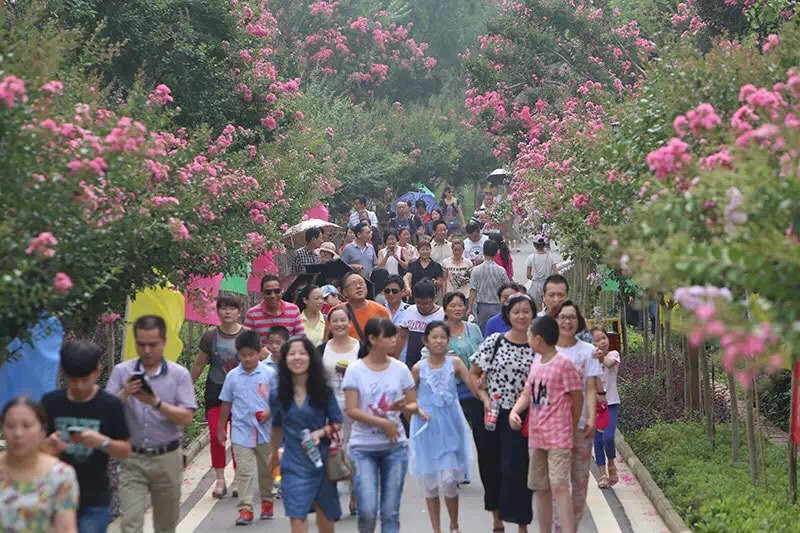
463, 222, 489, 266
470, 188, 496, 227
245, 274, 305, 346
42, 341, 131, 533
291, 227, 322, 275
526, 235, 558, 305
106, 315, 197, 533
484, 282, 529, 336
348, 196, 379, 229
430, 220, 453, 264
396, 281, 445, 367
413, 199, 430, 239
540, 274, 593, 342
468, 239, 510, 333
333, 271, 390, 342
340, 221, 378, 277
390, 200, 418, 235
382, 274, 411, 362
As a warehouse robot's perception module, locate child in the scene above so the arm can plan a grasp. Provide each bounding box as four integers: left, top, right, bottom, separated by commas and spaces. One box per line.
410, 321, 480, 533
510, 316, 583, 533
321, 285, 342, 316
591, 327, 621, 488
217, 330, 279, 525
264, 325, 290, 369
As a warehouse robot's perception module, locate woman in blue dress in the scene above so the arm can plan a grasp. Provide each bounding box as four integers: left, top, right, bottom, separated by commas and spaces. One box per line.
410, 321, 481, 533
270, 336, 343, 532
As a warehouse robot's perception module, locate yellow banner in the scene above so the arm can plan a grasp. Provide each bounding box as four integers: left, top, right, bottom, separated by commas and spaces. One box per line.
123, 286, 185, 361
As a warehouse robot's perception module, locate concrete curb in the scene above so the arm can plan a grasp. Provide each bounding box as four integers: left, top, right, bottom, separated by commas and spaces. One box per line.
107, 430, 210, 533
615, 428, 692, 533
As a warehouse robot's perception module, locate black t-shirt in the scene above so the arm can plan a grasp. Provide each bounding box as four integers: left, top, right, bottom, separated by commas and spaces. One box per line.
199, 327, 247, 410
42, 389, 130, 510
407, 259, 444, 287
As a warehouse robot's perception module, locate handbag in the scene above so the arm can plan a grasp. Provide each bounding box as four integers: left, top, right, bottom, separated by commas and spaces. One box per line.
325, 428, 354, 482
595, 401, 610, 431
520, 409, 531, 438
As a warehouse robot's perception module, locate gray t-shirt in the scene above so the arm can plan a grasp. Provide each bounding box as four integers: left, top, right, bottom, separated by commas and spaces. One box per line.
342, 358, 415, 450
469, 260, 509, 304
340, 242, 378, 276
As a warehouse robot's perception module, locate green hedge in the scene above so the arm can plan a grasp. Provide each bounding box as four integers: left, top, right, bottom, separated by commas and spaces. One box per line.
628, 421, 799, 532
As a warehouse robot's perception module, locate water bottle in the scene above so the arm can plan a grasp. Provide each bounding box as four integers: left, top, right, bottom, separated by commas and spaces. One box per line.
484, 393, 501, 431
301, 429, 323, 469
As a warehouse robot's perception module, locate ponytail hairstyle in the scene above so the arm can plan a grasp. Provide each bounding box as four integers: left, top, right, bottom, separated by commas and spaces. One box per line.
489, 233, 510, 263
357, 317, 397, 358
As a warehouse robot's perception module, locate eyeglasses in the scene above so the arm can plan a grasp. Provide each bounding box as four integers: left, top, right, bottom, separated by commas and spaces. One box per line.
262, 289, 281, 295
345, 282, 366, 290
557, 315, 578, 322
383, 288, 400, 294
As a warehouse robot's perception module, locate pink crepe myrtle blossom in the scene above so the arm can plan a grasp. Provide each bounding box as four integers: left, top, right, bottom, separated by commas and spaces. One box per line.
646, 138, 691, 180
150, 196, 180, 208
0, 75, 28, 107
98, 312, 122, 324
41, 81, 64, 95
572, 193, 591, 211
168, 217, 190, 241
685, 103, 721, 134
25, 232, 58, 258
146, 84, 174, 106
762, 34, 779, 53
53, 272, 73, 294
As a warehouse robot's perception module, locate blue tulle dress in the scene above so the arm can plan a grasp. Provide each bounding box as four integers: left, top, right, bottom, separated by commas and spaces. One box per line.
409, 357, 472, 490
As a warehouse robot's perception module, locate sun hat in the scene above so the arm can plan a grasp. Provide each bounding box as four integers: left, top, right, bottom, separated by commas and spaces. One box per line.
319, 241, 339, 258
533, 234, 548, 246
321, 285, 339, 298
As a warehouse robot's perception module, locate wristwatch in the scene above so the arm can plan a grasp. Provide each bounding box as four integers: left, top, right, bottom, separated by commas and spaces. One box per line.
100, 437, 111, 452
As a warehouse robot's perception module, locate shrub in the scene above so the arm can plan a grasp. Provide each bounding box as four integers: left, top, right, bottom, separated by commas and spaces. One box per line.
757, 369, 792, 431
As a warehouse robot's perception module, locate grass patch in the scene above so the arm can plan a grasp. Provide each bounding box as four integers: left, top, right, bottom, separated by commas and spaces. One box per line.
628, 421, 799, 532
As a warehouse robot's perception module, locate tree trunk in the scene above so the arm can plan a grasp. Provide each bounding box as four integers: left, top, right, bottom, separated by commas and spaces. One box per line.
727, 371, 740, 463
745, 382, 759, 485
699, 343, 715, 448
642, 293, 650, 357
665, 305, 673, 410
790, 360, 798, 503
654, 297, 662, 377
619, 289, 628, 356
687, 344, 701, 414
753, 379, 769, 492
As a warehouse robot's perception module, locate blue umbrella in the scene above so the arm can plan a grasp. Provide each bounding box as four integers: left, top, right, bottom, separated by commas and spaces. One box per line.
396, 191, 440, 213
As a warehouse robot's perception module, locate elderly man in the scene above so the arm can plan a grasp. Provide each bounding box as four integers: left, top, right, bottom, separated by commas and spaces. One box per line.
430, 220, 453, 264
331, 271, 390, 342
390, 200, 418, 235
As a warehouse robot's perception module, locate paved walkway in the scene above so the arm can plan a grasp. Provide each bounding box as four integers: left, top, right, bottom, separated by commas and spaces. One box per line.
120, 243, 668, 532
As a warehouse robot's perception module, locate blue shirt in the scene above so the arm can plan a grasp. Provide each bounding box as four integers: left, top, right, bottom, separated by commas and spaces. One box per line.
484, 313, 511, 337
340, 241, 378, 276
219, 362, 278, 447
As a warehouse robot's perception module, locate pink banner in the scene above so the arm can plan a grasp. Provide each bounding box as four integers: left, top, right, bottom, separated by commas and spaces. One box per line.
247, 251, 278, 292
184, 274, 223, 325
305, 204, 329, 222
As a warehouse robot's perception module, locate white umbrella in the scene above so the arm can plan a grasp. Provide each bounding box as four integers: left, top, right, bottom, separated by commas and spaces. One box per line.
283, 219, 341, 247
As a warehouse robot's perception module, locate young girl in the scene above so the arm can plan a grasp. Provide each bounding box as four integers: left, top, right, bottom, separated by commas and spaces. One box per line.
343, 318, 420, 533
591, 327, 621, 489
269, 337, 343, 533
410, 321, 480, 533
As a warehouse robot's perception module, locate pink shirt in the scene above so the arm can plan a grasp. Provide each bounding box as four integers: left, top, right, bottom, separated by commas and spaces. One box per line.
526, 353, 583, 449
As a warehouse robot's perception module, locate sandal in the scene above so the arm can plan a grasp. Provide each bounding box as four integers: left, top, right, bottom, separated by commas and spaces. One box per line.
212, 480, 227, 499
598, 475, 610, 489
492, 527, 504, 532
609, 472, 619, 486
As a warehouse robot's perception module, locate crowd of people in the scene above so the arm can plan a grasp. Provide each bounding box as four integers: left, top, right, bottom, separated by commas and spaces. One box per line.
0, 191, 622, 533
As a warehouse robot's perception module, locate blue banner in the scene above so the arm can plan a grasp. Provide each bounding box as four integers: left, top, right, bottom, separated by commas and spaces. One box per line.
0, 315, 63, 408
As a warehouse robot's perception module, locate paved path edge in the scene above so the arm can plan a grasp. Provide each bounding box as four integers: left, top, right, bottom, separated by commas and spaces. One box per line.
107, 431, 211, 533
614, 428, 691, 533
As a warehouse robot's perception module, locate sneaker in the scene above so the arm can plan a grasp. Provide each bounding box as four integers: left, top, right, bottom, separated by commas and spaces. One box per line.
260, 500, 274, 520
236, 509, 254, 526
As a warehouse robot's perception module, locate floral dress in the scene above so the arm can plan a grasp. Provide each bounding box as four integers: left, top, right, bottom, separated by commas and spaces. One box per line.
0, 460, 79, 532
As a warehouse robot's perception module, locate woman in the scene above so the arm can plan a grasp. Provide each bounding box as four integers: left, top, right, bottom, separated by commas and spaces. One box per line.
551, 300, 601, 529
404, 240, 444, 297
398, 228, 419, 262
441, 238, 472, 297
270, 337, 343, 533
424, 208, 444, 237
299, 285, 326, 346
413, 200, 431, 239
591, 327, 621, 489
318, 306, 360, 514
377, 232, 408, 277
343, 318, 420, 533
444, 292, 483, 409
441, 186, 465, 235
525, 235, 557, 306
489, 233, 514, 280
469, 295, 537, 533
0, 397, 79, 532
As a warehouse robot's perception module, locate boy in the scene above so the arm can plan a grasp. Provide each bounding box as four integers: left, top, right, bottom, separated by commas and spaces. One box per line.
42, 341, 131, 533
217, 330, 278, 525
264, 325, 290, 370
321, 285, 341, 315
510, 316, 583, 533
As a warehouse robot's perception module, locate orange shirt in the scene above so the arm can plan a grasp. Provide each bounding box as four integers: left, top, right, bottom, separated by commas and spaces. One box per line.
332, 301, 391, 341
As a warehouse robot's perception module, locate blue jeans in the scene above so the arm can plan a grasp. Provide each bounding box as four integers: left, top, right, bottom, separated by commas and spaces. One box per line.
349, 445, 409, 533
78, 505, 111, 533
594, 404, 619, 467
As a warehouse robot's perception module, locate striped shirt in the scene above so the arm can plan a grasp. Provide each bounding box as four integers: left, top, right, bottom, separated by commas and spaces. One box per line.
244, 300, 305, 345
469, 260, 510, 304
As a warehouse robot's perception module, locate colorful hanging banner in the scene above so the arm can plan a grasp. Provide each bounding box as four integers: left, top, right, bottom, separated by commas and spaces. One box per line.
248, 251, 278, 293
220, 273, 249, 295
184, 274, 223, 326
0, 315, 63, 407
123, 286, 185, 361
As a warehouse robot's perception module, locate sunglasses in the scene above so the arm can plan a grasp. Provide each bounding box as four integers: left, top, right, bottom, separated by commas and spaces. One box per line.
262, 289, 281, 295
383, 288, 401, 294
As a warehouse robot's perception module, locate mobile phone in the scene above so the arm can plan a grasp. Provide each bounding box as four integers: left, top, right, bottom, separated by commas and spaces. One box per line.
129, 373, 154, 395
67, 425, 84, 435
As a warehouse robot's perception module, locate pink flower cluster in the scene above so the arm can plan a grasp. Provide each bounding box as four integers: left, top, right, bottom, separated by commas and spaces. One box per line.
25, 232, 58, 258
0, 75, 28, 107
645, 138, 691, 180
146, 84, 174, 106
168, 217, 190, 241
674, 103, 721, 136
53, 272, 73, 294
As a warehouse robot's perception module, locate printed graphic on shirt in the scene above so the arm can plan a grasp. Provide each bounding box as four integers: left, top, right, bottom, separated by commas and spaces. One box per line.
364, 386, 400, 435
208, 343, 240, 384
531, 381, 549, 408
54, 417, 102, 461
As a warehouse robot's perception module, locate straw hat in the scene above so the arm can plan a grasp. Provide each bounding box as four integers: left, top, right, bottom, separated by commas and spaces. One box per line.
319, 242, 339, 259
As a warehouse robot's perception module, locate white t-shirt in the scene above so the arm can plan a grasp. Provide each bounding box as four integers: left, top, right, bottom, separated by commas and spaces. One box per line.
399, 306, 446, 367
441, 257, 473, 296
526, 252, 556, 281
555, 340, 602, 428
342, 358, 415, 450
464, 235, 489, 264
378, 247, 403, 276
322, 340, 360, 409
602, 350, 621, 405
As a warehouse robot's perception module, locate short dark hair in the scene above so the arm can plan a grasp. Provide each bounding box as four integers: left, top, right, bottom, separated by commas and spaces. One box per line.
552, 299, 587, 332
443, 291, 467, 309
305, 227, 321, 242
342, 271, 366, 290
267, 325, 290, 341
483, 239, 499, 258
543, 274, 569, 295
501, 294, 537, 325
1, 396, 47, 428
133, 315, 166, 338
432, 219, 447, 231
497, 282, 518, 299
465, 222, 480, 234
415, 199, 427, 208
385, 275, 404, 289
236, 329, 263, 352
530, 316, 559, 346
60, 341, 103, 377
260, 274, 280, 291
216, 295, 243, 311
417, 239, 432, 250
384, 231, 398, 244
354, 221, 371, 236
413, 280, 436, 300
424, 320, 449, 339
355, 196, 367, 206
